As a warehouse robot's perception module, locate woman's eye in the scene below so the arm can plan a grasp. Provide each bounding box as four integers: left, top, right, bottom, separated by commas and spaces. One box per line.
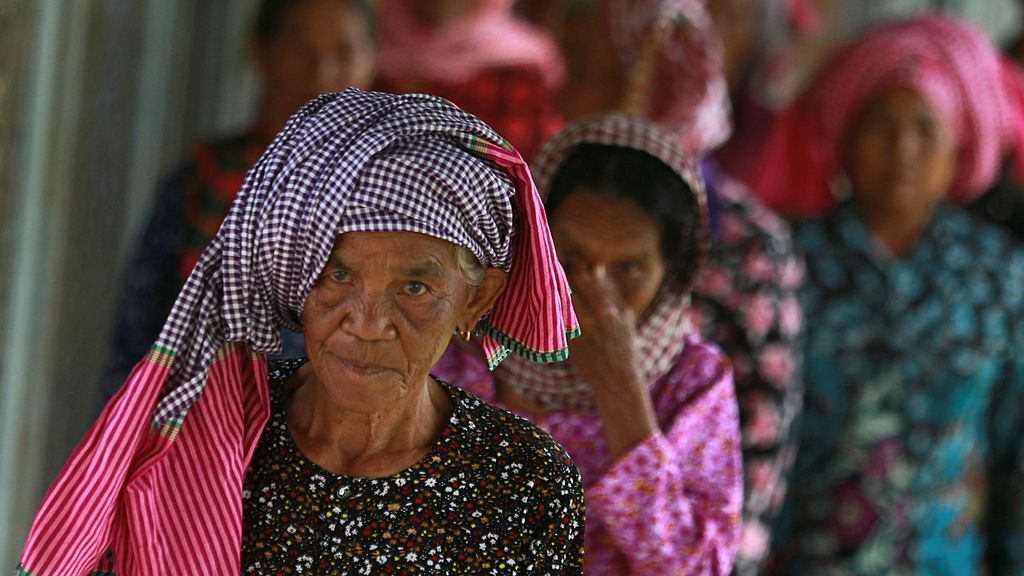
403, 281, 427, 296
619, 261, 643, 274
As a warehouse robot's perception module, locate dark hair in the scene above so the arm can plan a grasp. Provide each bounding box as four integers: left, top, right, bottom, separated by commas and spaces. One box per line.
252, 0, 375, 45
546, 143, 703, 291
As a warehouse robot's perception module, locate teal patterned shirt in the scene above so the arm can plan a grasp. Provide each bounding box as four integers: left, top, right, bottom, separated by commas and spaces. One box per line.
773, 202, 1024, 575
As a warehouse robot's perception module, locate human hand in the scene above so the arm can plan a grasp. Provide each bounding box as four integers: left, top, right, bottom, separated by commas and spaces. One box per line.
567, 267, 643, 397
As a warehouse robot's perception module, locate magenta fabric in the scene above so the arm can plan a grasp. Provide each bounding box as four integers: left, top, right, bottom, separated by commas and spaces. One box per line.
434, 336, 742, 575
753, 14, 1024, 218
376, 0, 564, 88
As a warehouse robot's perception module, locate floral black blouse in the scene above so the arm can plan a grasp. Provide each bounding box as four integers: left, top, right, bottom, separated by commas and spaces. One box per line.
241, 359, 585, 575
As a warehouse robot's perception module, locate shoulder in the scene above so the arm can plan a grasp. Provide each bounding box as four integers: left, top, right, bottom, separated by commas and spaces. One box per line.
444, 383, 581, 485
702, 175, 803, 295
712, 174, 797, 253
653, 336, 733, 402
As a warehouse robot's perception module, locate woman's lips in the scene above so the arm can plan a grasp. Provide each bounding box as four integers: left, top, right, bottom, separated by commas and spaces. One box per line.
333, 356, 392, 377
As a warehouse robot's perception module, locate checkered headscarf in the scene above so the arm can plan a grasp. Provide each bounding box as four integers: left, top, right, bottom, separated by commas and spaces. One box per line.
497, 114, 707, 411
754, 14, 1024, 217
153, 88, 578, 426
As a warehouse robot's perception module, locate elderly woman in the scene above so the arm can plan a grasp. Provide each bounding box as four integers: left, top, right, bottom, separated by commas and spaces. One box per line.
435, 114, 742, 575
555, 2, 805, 571
16, 90, 583, 574
754, 15, 1024, 574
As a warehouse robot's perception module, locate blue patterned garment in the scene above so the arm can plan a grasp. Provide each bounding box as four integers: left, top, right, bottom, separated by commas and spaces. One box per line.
772, 202, 1024, 575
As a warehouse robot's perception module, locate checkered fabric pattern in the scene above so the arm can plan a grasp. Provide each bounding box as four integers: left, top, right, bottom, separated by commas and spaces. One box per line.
153, 88, 576, 425
498, 114, 709, 411
603, 0, 732, 155
754, 14, 1024, 218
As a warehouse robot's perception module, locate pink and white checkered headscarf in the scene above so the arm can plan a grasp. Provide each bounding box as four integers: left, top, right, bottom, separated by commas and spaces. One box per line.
498, 114, 708, 411
753, 14, 1024, 218
603, 0, 732, 155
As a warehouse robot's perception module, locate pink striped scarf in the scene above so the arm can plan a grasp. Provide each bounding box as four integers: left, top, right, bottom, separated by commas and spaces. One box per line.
498, 114, 707, 411
16, 89, 576, 575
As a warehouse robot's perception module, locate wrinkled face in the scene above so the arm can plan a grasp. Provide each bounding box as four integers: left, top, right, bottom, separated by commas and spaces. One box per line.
846, 86, 958, 222
255, 0, 375, 130
412, 0, 483, 27
303, 232, 497, 408
706, 0, 759, 92
557, 5, 622, 120
549, 187, 666, 317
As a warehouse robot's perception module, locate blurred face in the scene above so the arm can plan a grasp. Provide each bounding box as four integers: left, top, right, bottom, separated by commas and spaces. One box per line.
412, 0, 483, 27
550, 187, 666, 317
255, 0, 375, 133
846, 86, 958, 226
706, 0, 759, 93
557, 5, 623, 120
303, 232, 504, 409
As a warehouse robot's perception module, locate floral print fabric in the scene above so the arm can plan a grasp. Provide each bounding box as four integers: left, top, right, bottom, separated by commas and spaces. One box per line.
772, 202, 1024, 575
690, 165, 805, 575
242, 359, 585, 575
433, 335, 742, 575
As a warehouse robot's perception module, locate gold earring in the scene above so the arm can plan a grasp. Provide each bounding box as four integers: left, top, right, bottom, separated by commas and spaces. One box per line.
460, 329, 471, 342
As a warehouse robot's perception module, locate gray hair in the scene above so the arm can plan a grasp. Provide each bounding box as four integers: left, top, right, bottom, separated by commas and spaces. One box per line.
454, 245, 485, 287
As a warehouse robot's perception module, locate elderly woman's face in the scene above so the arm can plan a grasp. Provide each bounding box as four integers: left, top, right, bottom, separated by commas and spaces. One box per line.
549, 187, 666, 317
846, 86, 957, 221
303, 232, 504, 405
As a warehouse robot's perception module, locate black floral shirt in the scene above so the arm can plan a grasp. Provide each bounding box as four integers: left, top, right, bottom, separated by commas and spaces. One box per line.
241, 359, 585, 575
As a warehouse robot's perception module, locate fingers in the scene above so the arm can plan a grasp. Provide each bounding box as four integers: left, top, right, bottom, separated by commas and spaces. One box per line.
571, 267, 624, 319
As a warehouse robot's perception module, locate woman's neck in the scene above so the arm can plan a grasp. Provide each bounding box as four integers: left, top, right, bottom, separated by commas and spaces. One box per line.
857, 200, 939, 258
285, 367, 451, 477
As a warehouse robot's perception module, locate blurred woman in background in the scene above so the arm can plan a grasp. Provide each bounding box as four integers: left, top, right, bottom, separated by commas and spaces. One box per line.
104, 0, 377, 397
756, 15, 1024, 574
436, 113, 742, 575
374, 0, 563, 159
555, 3, 805, 571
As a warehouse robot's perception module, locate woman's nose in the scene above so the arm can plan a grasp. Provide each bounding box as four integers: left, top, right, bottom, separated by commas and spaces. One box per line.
342, 294, 397, 342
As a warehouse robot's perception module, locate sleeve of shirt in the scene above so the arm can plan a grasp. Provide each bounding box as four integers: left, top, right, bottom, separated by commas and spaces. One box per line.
524, 449, 586, 575
986, 356, 1024, 575
586, 355, 742, 576
99, 166, 190, 403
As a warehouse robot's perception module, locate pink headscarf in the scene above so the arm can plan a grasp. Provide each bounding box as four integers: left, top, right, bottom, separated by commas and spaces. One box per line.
753, 14, 1024, 218
603, 0, 732, 155
377, 0, 564, 88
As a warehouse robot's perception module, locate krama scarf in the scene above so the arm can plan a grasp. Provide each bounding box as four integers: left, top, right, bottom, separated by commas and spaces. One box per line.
16, 89, 577, 576
753, 14, 1024, 218
603, 0, 732, 155
377, 0, 564, 89
497, 114, 708, 411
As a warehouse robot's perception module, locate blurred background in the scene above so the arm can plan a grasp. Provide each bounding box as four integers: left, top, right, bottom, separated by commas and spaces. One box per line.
0, 0, 1019, 568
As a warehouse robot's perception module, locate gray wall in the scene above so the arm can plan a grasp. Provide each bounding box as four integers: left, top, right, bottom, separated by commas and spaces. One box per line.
0, 0, 259, 568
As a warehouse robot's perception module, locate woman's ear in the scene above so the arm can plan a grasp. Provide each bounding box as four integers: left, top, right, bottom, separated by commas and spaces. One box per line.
460, 269, 508, 330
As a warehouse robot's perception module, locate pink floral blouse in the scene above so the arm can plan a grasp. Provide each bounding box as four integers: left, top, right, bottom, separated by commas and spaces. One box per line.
433, 335, 742, 575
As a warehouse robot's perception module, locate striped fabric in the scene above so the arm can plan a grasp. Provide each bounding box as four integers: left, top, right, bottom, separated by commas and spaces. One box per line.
497, 114, 708, 410
17, 89, 577, 575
